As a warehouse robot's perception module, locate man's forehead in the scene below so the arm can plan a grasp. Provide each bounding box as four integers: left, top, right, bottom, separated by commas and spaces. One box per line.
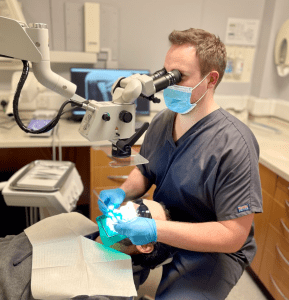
165, 44, 197, 73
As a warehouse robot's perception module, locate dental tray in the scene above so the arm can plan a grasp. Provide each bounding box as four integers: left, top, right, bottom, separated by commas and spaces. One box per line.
9, 160, 75, 192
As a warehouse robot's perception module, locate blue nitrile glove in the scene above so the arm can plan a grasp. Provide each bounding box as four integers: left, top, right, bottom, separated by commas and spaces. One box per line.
98, 188, 126, 215
114, 217, 157, 245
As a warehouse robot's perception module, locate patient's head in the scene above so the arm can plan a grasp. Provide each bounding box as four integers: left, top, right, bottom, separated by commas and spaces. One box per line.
96, 200, 174, 269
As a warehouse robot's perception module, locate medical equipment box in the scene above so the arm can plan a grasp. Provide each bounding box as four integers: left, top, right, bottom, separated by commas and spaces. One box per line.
2, 160, 83, 213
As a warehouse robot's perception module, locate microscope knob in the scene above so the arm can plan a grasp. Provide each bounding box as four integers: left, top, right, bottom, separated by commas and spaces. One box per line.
119, 111, 132, 123
102, 113, 111, 122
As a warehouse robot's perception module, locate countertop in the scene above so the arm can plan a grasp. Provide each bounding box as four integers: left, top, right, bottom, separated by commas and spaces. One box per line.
0, 110, 288, 182
0, 111, 157, 149
247, 117, 289, 182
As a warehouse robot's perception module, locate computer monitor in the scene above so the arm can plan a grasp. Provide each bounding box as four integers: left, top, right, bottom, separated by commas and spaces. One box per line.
70, 68, 151, 121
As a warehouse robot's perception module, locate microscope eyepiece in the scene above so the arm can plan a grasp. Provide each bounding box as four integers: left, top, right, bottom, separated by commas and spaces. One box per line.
152, 69, 182, 93
150, 67, 167, 80
166, 70, 182, 85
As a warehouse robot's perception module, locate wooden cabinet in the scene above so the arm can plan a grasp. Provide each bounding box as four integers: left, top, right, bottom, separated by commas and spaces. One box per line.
251, 164, 289, 299
90, 146, 156, 223
251, 164, 276, 274
251, 189, 274, 274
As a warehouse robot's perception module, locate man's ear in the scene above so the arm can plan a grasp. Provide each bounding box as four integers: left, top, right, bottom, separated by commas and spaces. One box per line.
208, 71, 219, 88
136, 243, 154, 254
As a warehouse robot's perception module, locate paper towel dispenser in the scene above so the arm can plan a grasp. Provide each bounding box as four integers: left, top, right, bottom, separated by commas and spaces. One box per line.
275, 19, 289, 77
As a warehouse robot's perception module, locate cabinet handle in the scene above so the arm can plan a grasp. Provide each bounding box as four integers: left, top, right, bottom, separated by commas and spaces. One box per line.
269, 274, 289, 300
276, 245, 289, 268
107, 175, 129, 180
286, 200, 289, 218
280, 218, 289, 240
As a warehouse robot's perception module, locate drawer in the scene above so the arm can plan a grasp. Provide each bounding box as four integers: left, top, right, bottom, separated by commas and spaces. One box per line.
265, 224, 289, 267
280, 217, 289, 241
91, 148, 115, 167
251, 190, 274, 275
259, 164, 277, 197
269, 275, 289, 300
270, 199, 289, 236
92, 166, 135, 187
275, 186, 289, 208
276, 244, 289, 274
260, 248, 289, 299
277, 176, 289, 195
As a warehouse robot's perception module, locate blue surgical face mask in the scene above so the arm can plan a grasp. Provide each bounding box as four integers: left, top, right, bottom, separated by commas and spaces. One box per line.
163, 73, 210, 114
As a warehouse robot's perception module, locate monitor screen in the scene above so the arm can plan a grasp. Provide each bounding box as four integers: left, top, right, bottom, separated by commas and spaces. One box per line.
70, 68, 151, 120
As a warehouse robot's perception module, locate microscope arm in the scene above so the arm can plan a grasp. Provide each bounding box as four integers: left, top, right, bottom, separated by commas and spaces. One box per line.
0, 16, 83, 101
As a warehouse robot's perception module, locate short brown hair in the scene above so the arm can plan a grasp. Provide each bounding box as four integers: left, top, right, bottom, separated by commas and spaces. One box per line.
169, 28, 227, 89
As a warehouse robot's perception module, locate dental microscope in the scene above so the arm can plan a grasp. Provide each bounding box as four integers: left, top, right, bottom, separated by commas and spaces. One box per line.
0, 16, 181, 161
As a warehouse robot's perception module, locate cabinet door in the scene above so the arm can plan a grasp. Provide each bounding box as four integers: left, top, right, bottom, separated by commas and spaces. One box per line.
259, 247, 289, 299
277, 176, 289, 196
269, 198, 289, 237
259, 164, 277, 197
275, 185, 289, 210
251, 189, 273, 275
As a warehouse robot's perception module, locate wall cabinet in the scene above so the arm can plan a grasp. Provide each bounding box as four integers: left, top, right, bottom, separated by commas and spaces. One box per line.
90, 146, 156, 223
251, 164, 289, 299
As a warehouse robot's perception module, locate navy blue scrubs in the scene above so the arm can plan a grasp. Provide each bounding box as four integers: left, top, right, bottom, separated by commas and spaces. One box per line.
137, 108, 263, 300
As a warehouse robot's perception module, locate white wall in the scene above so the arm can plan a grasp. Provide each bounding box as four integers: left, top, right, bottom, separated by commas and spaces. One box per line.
0, 0, 271, 99
251, 0, 289, 101
201, 0, 265, 96
117, 0, 204, 71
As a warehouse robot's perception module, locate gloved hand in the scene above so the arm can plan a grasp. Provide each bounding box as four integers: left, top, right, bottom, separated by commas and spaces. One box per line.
98, 188, 126, 215
114, 217, 157, 245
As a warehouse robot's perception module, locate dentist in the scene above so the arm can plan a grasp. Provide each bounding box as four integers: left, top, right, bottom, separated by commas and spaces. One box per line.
98, 28, 263, 300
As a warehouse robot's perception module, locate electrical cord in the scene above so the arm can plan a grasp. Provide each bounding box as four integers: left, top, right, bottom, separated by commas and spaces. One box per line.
13, 60, 83, 134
